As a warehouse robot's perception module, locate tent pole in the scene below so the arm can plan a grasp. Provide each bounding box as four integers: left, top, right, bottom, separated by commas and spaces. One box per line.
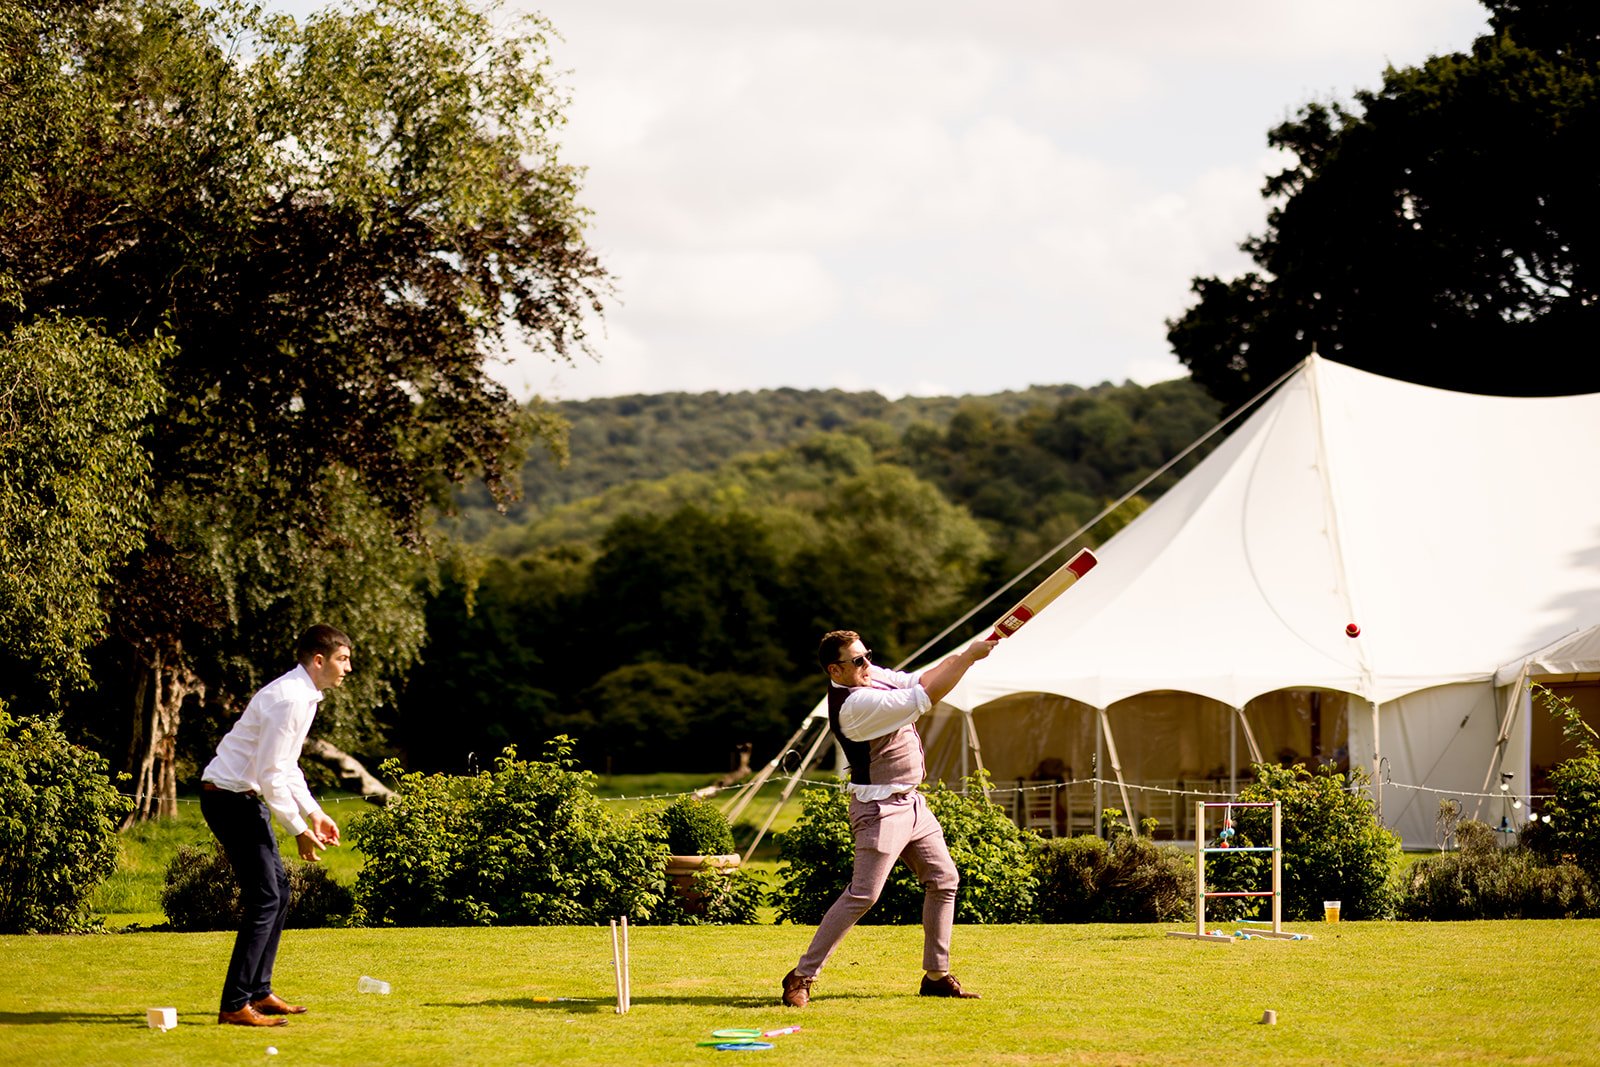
1234, 707, 1263, 766
724, 713, 819, 825
1097, 707, 1138, 838
1094, 721, 1104, 836
961, 707, 990, 798
740, 717, 834, 864
722, 760, 776, 826
959, 710, 970, 783
1475, 670, 1528, 822
1229, 713, 1237, 795
1370, 700, 1383, 823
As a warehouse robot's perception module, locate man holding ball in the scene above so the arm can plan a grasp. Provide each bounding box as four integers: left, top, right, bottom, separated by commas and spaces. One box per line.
201, 625, 351, 1027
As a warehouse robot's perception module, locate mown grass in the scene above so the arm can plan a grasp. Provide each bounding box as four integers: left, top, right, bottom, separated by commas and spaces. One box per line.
30, 776, 1600, 1063
3, 921, 1598, 1065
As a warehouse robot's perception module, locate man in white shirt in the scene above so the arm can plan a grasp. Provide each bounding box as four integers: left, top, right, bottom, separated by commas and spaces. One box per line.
201, 624, 351, 1027
781, 629, 997, 1008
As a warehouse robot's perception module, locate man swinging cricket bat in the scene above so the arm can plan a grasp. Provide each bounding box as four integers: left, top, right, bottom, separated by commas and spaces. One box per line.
779, 548, 1098, 1008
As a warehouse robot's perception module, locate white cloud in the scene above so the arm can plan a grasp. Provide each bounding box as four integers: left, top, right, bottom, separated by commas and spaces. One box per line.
857, 275, 939, 325
609, 249, 843, 333
258, 0, 1492, 402
1123, 352, 1189, 387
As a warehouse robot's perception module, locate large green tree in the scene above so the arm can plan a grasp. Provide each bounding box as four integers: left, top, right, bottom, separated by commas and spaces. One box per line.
0, 320, 164, 699
1168, 0, 1600, 407
0, 0, 605, 816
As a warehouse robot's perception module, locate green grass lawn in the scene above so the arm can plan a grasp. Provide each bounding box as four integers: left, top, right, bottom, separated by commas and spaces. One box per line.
4, 921, 1598, 1065
64, 774, 1568, 1065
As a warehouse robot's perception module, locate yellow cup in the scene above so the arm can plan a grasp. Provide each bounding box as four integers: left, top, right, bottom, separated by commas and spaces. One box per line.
1323, 900, 1341, 922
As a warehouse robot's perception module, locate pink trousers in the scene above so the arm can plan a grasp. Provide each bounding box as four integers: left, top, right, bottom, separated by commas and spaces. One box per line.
796, 789, 959, 977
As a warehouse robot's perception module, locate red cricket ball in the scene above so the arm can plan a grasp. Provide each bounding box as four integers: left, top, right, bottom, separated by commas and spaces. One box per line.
1345, 623, 1361, 638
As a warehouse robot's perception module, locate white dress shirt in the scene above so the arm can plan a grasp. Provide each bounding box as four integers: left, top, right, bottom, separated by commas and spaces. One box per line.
202, 664, 325, 837
833, 664, 931, 800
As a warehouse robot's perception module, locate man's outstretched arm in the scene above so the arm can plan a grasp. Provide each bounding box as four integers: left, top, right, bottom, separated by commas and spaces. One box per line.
916, 638, 999, 705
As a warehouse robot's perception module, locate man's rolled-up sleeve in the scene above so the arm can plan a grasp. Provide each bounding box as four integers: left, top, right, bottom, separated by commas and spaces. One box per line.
837, 684, 930, 741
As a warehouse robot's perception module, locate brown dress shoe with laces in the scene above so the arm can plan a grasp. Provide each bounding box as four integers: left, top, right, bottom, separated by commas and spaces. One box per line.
780, 968, 815, 1008
251, 993, 307, 1015
218, 1005, 288, 1027
919, 973, 980, 998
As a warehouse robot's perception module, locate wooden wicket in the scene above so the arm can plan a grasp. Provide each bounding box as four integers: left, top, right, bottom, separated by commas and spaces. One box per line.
610, 916, 631, 1013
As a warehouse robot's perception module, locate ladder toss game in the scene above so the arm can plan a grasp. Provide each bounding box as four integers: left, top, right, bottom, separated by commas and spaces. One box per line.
1167, 800, 1313, 944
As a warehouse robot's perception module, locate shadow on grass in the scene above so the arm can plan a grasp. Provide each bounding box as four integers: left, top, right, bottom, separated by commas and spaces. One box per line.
430, 993, 880, 1012
0, 1011, 149, 1026
427, 998, 609, 1014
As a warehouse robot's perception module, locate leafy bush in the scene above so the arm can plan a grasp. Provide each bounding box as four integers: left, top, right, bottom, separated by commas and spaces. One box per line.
646, 797, 759, 924
1208, 763, 1401, 921
0, 707, 131, 932
772, 776, 1038, 926
1398, 820, 1599, 919
657, 863, 766, 926
349, 739, 667, 925
1035, 832, 1194, 923
658, 795, 736, 855
159, 844, 355, 931
1529, 686, 1600, 882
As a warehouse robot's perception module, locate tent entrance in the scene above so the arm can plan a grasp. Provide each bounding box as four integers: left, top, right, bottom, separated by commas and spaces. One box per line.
1529, 678, 1600, 800
931, 688, 1354, 841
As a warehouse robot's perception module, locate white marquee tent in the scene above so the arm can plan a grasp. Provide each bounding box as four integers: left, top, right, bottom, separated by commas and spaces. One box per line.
925, 354, 1600, 847
739, 355, 1600, 853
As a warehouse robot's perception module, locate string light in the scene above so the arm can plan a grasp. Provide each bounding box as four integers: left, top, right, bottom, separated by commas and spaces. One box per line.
109, 772, 1555, 810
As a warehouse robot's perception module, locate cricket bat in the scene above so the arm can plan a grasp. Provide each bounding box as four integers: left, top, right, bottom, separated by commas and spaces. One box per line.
987, 547, 1097, 640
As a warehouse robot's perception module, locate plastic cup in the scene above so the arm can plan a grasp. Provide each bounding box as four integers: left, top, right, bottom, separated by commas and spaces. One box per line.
146, 1007, 176, 1030
357, 976, 391, 994
1323, 900, 1341, 923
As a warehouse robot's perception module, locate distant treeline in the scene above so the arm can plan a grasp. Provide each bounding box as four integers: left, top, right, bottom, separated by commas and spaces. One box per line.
405, 378, 1222, 775
452, 383, 1094, 534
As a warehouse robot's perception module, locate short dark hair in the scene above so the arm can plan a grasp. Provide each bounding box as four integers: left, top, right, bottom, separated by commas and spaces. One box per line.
297, 624, 352, 664
817, 630, 860, 672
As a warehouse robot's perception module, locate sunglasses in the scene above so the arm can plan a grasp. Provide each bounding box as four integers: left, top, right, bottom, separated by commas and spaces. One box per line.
837, 650, 872, 669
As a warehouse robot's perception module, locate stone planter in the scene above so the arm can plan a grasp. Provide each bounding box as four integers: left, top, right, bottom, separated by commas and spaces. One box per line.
664, 853, 741, 915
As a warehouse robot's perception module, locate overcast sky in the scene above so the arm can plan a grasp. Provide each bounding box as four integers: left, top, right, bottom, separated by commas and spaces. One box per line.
272, 1, 1494, 401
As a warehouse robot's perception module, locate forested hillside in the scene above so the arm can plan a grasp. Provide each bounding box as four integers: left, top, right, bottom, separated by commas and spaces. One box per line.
407, 377, 1223, 775
451, 379, 1203, 543
452, 383, 1092, 536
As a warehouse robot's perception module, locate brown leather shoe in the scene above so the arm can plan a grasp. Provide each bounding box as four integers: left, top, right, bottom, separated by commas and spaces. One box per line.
919, 973, 980, 998
780, 968, 814, 1008
251, 993, 307, 1015
218, 1005, 288, 1027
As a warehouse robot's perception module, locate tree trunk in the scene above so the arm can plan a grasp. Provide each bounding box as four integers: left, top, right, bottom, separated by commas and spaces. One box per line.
301, 738, 394, 802
123, 643, 204, 828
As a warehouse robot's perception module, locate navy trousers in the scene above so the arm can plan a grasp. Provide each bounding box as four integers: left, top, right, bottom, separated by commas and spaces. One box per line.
201, 787, 291, 1012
